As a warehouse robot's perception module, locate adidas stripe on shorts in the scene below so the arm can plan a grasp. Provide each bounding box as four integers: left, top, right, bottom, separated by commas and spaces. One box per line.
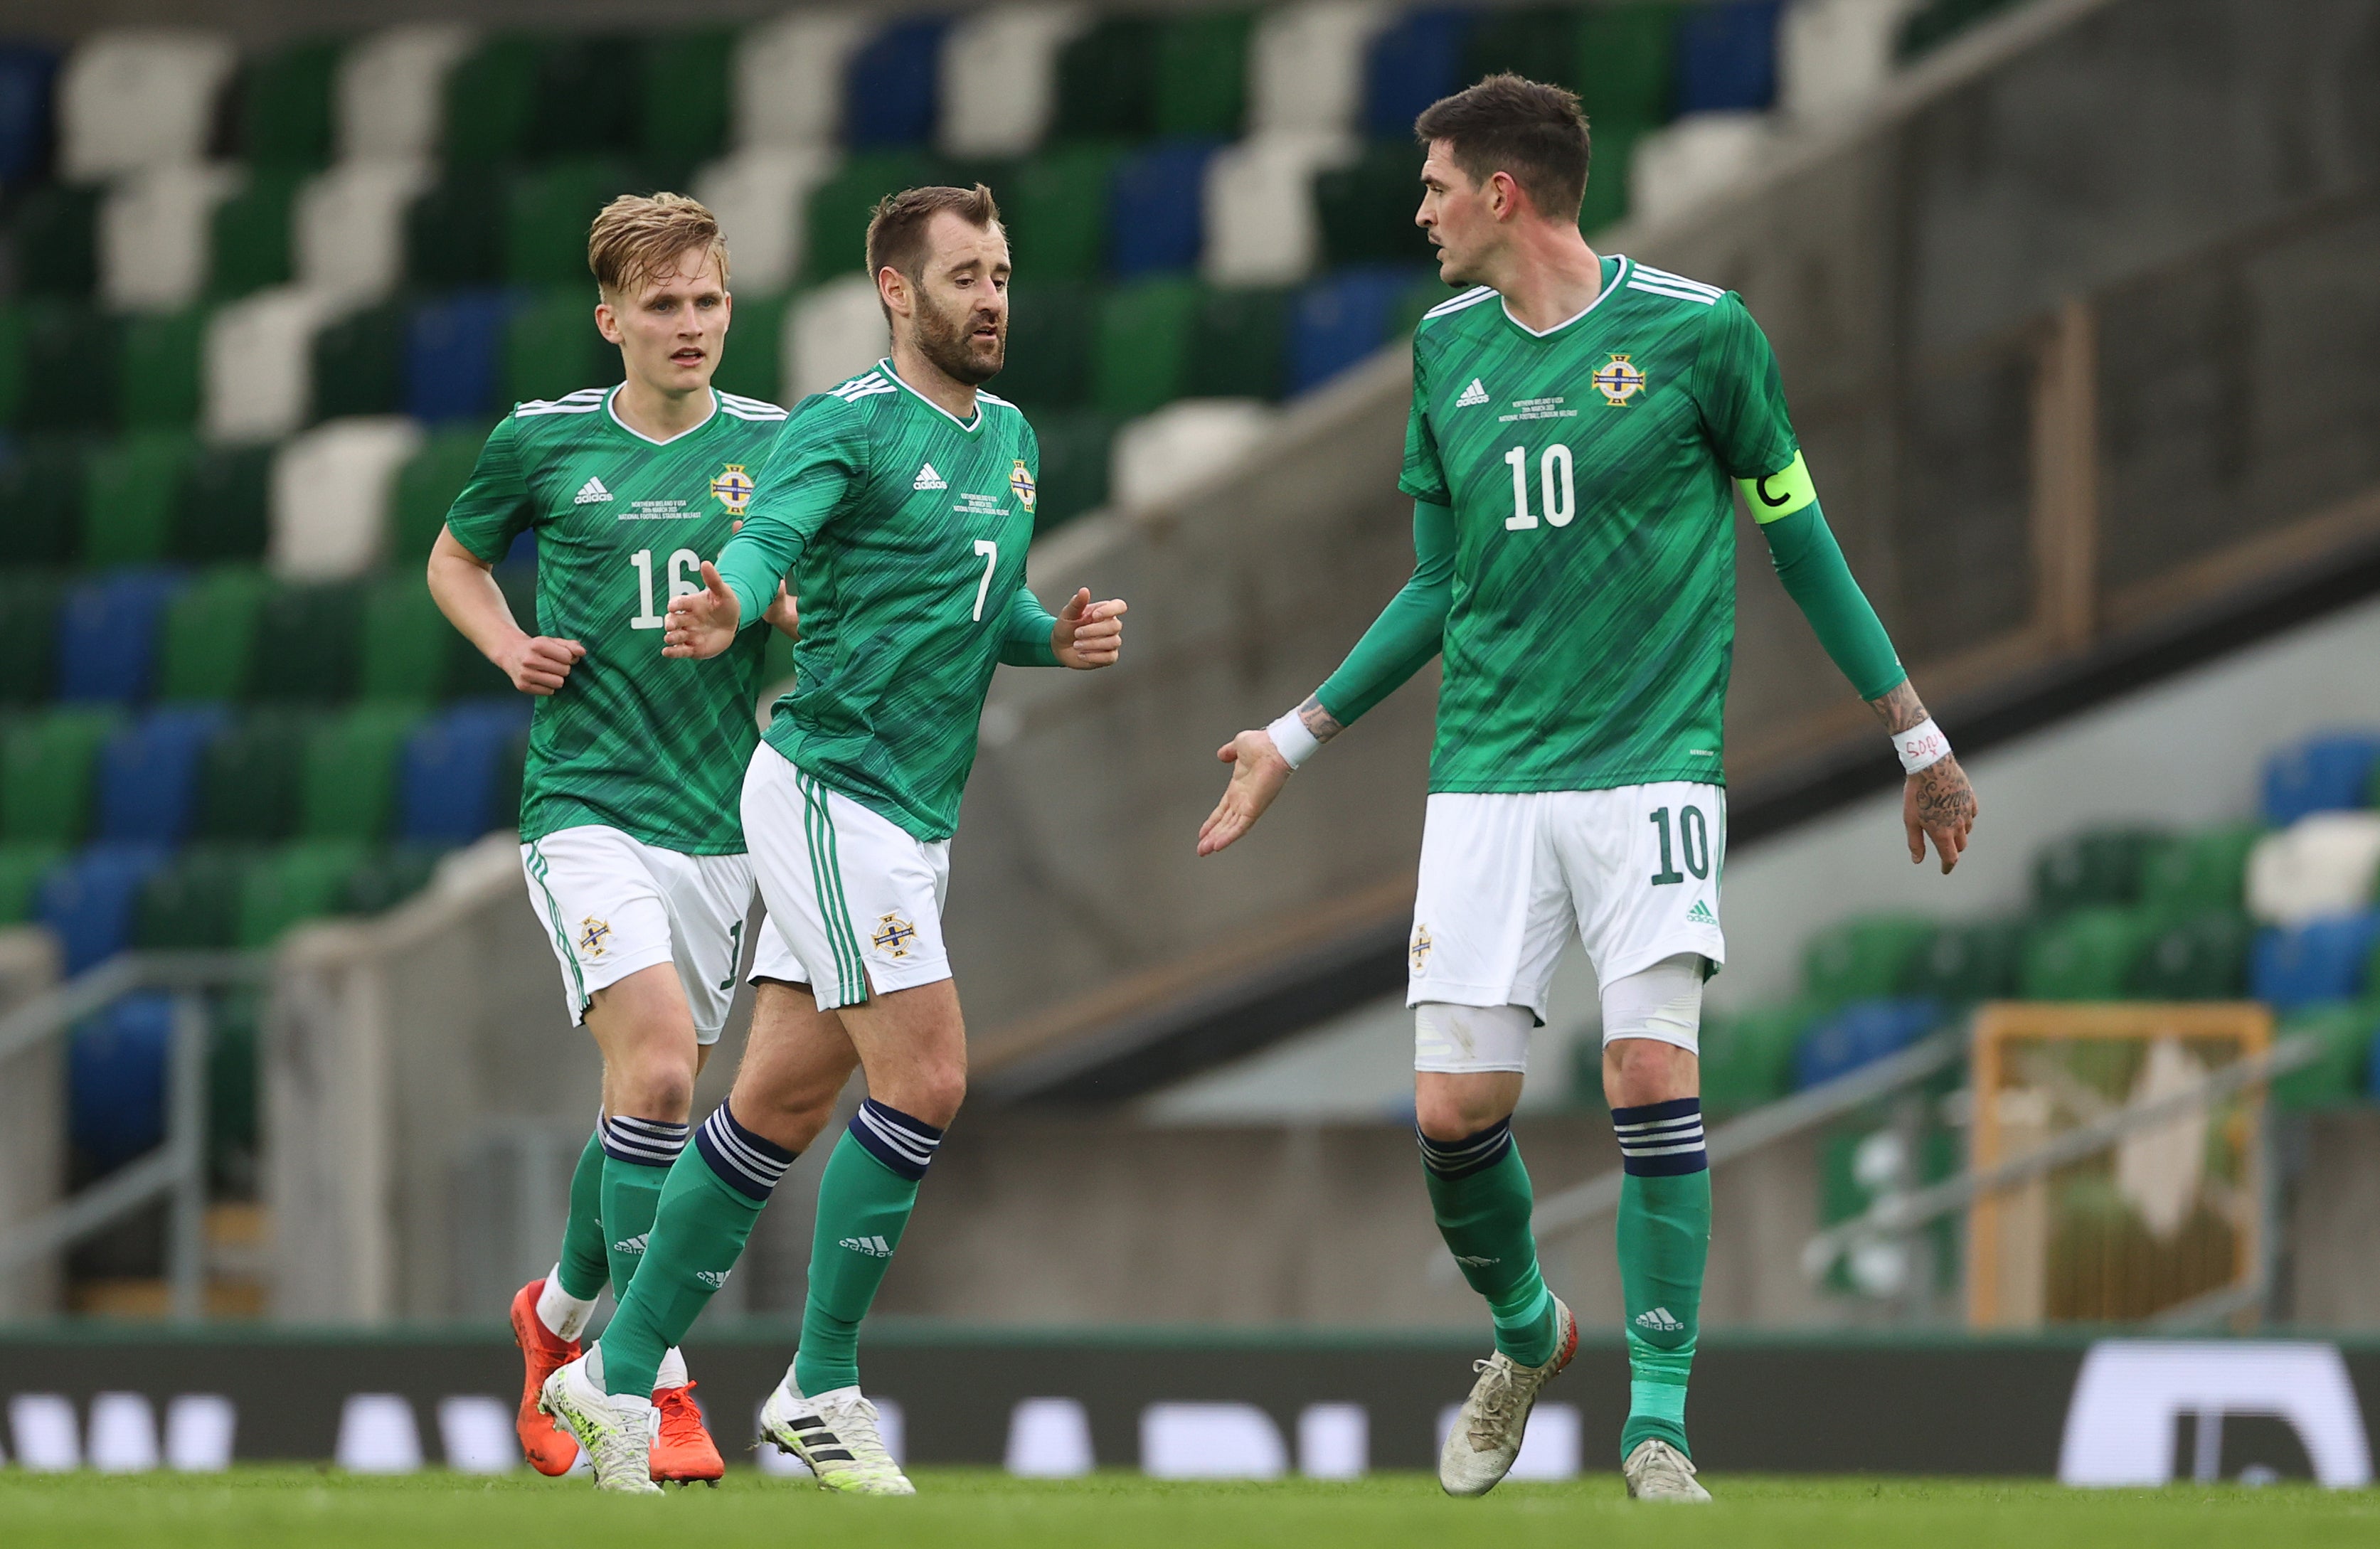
519, 824, 803, 1044
740, 743, 952, 1013
1406, 784, 1726, 1046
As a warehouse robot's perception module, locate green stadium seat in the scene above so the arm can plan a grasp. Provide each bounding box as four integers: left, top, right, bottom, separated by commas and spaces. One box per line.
10, 186, 100, 299
238, 38, 340, 168
311, 300, 408, 422
340, 843, 447, 917
391, 428, 489, 561
1093, 277, 1202, 418
2127, 911, 2254, 1000
1154, 12, 1253, 137
1696, 1000, 1817, 1112
0, 304, 21, 428
0, 708, 124, 843
0, 439, 85, 567
711, 290, 787, 406
1578, 3, 1679, 124
1466, 6, 1587, 94
193, 710, 311, 843
1187, 287, 1290, 400
2019, 908, 2157, 1000
1029, 410, 1119, 531
508, 161, 640, 288
1803, 915, 1938, 1005
506, 289, 622, 408
1315, 141, 1431, 267
0, 841, 63, 924
804, 153, 946, 282
117, 307, 206, 430
239, 841, 368, 947
2139, 824, 2263, 918
250, 582, 363, 704
403, 170, 507, 289
1003, 147, 1119, 283
2270, 1002, 2376, 1110
208, 168, 302, 299
81, 432, 198, 568
357, 577, 455, 707
526, 36, 642, 162
442, 35, 542, 166
18, 300, 116, 432
133, 846, 251, 949
2032, 826, 2169, 915
154, 566, 272, 703
1053, 18, 1159, 140
997, 281, 1098, 413
639, 30, 735, 163
299, 706, 424, 841
1901, 917, 2026, 1001
1578, 119, 1652, 233
0, 570, 63, 705
174, 445, 273, 564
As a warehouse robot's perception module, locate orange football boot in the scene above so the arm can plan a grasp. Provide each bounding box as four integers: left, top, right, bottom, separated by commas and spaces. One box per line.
652, 1381, 726, 1485
507, 1277, 582, 1476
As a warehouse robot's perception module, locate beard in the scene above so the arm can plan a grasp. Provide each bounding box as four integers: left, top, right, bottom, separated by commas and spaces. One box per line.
915, 290, 1006, 386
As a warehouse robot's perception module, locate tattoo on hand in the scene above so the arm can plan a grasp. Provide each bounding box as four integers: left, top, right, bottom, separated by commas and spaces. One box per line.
1295, 695, 1344, 746
1867, 681, 1928, 736
1913, 754, 1977, 831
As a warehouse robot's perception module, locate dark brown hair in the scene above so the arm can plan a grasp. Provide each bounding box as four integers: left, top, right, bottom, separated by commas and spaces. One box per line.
864, 183, 1005, 297
1413, 73, 1592, 222
588, 191, 729, 297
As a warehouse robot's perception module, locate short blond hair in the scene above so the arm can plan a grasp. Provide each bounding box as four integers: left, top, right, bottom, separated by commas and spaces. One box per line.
588, 191, 730, 298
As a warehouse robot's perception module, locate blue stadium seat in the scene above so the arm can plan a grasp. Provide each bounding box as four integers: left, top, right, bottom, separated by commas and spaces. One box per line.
1795, 999, 1941, 1088
400, 703, 530, 843
1363, 10, 1471, 139
70, 990, 171, 1172
2262, 733, 2380, 826
0, 46, 56, 183
408, 290, 515, 422
96, 706, 230, 844
55, 569, 186, 703
36, 843, 169, 974
1674, 0, 1783, 115
843, 16, 946, 147
2251, 912, 2380, 1011
1107, 140, 1219, 278
1289, 267, 1414, 393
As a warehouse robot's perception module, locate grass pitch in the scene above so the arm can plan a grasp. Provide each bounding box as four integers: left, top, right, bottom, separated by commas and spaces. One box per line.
1, 1467, 2374, 1548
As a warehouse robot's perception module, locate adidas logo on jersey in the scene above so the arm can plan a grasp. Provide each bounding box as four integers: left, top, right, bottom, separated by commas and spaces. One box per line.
1634, 1306, 1685, 1333
839, 1234, 894, 1258
610, 1233, 648, 1255
1455, 378, 1490, 407
573, 476, 612, 504
1686, 900, 1718, 925
913, 463, 947, 491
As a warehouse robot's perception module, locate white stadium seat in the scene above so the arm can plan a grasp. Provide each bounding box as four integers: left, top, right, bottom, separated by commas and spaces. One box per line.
1780, 0, 1924, 122
58, 30, 238, 181
1110, 399, 1277, 512
1248, 0, 1390, 137
203, 287, 339, 445
336, 25, 474, 161
937, 4, 1090, 159
736, 11, 871, 150
695, 147, 843, 297
2246, 812, 2380, 926
99, 163, 241, 312
785, 274, 892, 399
1203, 131, 1358, 287
294, 158, 435, 306
270, 417, 425, 582
1628, 112, 1779, 228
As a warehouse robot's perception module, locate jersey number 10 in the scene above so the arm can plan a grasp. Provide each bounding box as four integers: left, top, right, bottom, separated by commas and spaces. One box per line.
1504, 444, 1575, 531
629, 548, 703, 629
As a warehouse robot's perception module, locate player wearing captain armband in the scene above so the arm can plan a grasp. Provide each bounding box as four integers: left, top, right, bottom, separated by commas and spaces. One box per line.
1199, 76, 1977, 1506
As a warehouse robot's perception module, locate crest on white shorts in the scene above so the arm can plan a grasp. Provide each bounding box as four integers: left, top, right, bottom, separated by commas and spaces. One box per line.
1410, 925, 1433, 973
577, 917, 612, 958
871, 913, 918, 959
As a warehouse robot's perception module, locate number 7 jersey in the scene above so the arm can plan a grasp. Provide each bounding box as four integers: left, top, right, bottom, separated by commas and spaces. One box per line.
443, 384, 790, 853
1401, 254, 1800, 796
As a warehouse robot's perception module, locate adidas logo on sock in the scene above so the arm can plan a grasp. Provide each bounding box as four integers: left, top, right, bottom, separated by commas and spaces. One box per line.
913, 463, 947, 491
573, 476, 612, 504
610, 1233, 647, 1255
1686, 900, 1718, 925
1455, 378, 1490, 407
1634, 1306, 1685, 1332
839, 1234, 894, 1257
694, 1268, 731, 1289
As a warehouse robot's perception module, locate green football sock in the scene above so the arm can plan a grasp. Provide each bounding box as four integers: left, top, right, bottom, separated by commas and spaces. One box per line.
1419, 1119, 1557, 1367
794, 1100, 944, 1396
595, 1114, 693, 1299
1612, 1098, 1711, 1461
556, 1125, 609, 1303
597, 1104, 794, 1399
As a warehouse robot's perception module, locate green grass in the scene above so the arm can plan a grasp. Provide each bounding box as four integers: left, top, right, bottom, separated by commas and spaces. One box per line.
0, 1468, 2374, 1548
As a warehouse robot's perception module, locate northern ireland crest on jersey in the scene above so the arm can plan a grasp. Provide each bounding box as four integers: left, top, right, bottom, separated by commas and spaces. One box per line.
1593, 354, 1647, 406
871, 913, 918, 959
1009, 459, 1036, 513
710, 464, 755, 515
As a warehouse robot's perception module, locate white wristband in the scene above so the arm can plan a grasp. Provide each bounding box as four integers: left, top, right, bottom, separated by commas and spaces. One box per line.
1265, 710, 1319, 770
1893, 717, 1951, 774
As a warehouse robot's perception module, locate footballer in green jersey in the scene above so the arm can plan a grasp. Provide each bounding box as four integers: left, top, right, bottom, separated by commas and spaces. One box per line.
427, 192, 816, 1484
1201, 78, 1978, 1505
549, 185, 1125, 1497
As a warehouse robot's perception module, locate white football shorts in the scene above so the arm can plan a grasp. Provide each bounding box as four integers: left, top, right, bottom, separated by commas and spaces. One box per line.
519, 824, 802, 1045
740, 744, 952, 1013
1408, 783, 1726, 1033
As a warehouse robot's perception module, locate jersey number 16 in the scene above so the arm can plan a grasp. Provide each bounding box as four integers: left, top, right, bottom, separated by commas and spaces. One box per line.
629, 548, 703, 629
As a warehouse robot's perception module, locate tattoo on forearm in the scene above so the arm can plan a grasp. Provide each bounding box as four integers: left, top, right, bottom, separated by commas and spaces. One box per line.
1866, 680, 1928, 735
1296, 695, 1344, 745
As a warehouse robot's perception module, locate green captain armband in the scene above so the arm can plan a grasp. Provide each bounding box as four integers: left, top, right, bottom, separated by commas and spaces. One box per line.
1738, 452, 1817, 524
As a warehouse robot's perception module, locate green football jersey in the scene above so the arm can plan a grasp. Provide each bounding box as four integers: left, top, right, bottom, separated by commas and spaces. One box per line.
444, 384, 790, 853
1400, 255, 1800, 794
712, 361, 1058, 843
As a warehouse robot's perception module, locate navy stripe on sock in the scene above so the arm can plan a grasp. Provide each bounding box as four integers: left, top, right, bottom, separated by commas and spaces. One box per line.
600, 1114, 690, 1167
694, 1102, 797, 1201
1612, 1097, 1707, 1177
1417, 1117, 1513, 1181
846, 1099, 943, 1182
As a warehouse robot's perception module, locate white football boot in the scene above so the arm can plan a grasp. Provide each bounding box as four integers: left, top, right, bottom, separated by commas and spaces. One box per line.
1623, 1438, 1712, 1502
758, 1378, 915, 1495
538, 1352, 662, 1494
1438, 1294, 1579, 1496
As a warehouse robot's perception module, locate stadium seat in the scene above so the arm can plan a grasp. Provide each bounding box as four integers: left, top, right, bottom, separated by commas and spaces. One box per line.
1465, 6, 1588, 95
238, 840, 368, 948
133, 845, 250, 949
207, 168, 302, 299
735, 11, 873, 150
1187, 286, 1290, 400
1314, 141, 1430, 267
36, 842, 168, 973
403, 169, 506, 288
0, 708, 122, 843
1675, 0, 1784, 114
1900, 917, 2027, 1001
1578, 119, 1652, 233
937, 6, 1083, 157
0, 570, 61, 706
269, 417, 423, 582
1248, 2, 1381, 138
1004, 145, 1121, 282
2139, 824, 2263, 917
708, 290, 787, 405
1052, 16, 1159, 140
299, 706, 423, 841
0, 439, 87, 568
2031, 826, 2168, 914
56, 569, 184, 703
507, 161, 639, 288
18, 298, 115, 430
407, 291, 514, 423
57, 31, 235, 182
335, 26, 474, 161
2127, 911, 2254, 1000
358, 575, 478, 705
193, 710, 310, 843
786, 275, 892, 399
998, 282, 1099, 412
2270, 1004, 2376, 1109
80, 431, 197, 568
1154, 12, 1253, 138
202, 286, 336, 445
1093, 279, 1201, 418
1697, 1000, 1814, 1111
400, 703, 530, 844
339, 844, 447, 917
2246, 813, 2380, 926
294, 159, 436, 302
1802, 915, 1938, 1005
1289, 267, 1415, 393
0, 46, 57, 185
154, 565, 272, 702
236, 37, 339, 168
0, 842, 63, 925
1110, 142, 1221, 278
9, 186, 102, 299
100, 164, 242, 313
1362, 10, 1472, 139
804, 152, 945, 282
2263, 733, 2380, 826
1110, 400, 1275, 510
505, 289, 622, 408
639, 29, 735, 163
1029, 410, 1120, 530
1578, 3, 1679, 125
440, 35, 541, 165
844, 16, 946, 147
117, 307, 206, 430
2019, 908, 2155, 999
1795, 999, 1940, 1088
1201, 134, 1356, 287
309, 300, 408, 421
2251, 912, 2380, 1011
174, 444, 275, 564
95, 706, 228, 844
694, 149, 836, 295
68, 989, 171, 1169
389, 428, 489, 561
523, 36, 642, 162
250, 581, 364, 704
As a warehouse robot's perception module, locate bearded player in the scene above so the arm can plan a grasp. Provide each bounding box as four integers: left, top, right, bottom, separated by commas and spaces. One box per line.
1199, 77, 1978, 1502
535, 184, 1127, 1494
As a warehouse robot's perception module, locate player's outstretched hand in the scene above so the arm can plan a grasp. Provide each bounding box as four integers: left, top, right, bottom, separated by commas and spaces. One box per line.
664, 560, 742, 659
1052, 587, 1127, 670
764, 580, 799, 639
1197, 729, 1294, 856
1905, 753, 1978, 873
498, 634, 585, 696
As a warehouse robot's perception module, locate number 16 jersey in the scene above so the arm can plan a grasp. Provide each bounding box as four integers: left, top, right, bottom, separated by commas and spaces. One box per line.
444, 384, 790, 853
